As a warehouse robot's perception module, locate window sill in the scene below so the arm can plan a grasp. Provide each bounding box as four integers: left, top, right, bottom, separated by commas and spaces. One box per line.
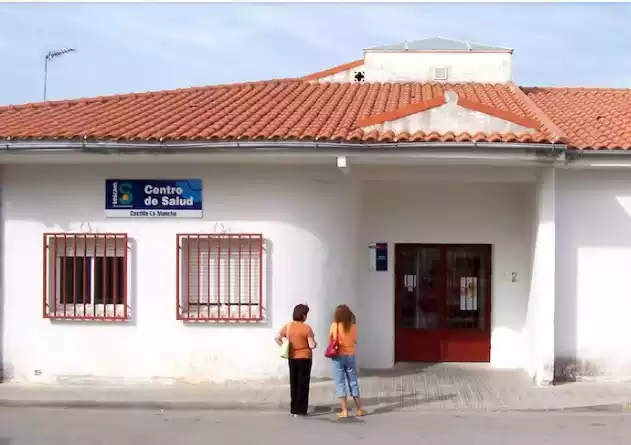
45, 304, 129, 321
178, 306, 263, 322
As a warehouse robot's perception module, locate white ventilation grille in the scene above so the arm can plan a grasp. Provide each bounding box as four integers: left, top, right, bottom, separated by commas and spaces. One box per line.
433, 67, 449, 81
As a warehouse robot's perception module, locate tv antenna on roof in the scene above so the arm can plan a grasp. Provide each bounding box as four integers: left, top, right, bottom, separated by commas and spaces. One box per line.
43, 47, 77, 101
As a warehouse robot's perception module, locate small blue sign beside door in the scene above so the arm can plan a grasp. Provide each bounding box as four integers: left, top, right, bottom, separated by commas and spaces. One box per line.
105, 179, 203, 218
375, 243, 388, 271
369, 242, 388, 272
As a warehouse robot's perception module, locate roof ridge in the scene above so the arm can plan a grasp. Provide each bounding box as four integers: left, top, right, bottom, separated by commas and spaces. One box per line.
432, 36, 492, 46
447, 37, 512, 51
508, 82, 568, 142
0, 78, 300, 112
302, 60, 364, 81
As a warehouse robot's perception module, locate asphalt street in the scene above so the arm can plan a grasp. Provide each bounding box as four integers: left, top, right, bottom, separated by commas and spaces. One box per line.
1, 407, 630, 445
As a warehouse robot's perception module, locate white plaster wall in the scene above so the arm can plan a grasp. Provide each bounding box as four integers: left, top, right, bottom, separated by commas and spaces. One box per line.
556, 169, 631, 380
524, 168, 555, 385
0, 168, 3, 381
316, 66, 364, 83
357, 178, 534, 369
362, 52, 512, 83
0, 164, 359, 384
361, 94, 534, 135
315, 52, 511, 84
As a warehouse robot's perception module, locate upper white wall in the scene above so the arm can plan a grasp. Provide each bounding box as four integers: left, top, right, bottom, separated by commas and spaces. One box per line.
1, 164, 359, 384
362, 52, 512, 83
313, 51, 512, 84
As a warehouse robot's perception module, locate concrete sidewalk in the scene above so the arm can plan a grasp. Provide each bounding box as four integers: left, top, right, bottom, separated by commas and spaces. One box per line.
2, 364, 631, 413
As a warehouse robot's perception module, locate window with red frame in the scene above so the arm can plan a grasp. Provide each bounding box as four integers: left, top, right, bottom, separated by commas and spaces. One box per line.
43, 233, 129, 320
177, 234, 263, 321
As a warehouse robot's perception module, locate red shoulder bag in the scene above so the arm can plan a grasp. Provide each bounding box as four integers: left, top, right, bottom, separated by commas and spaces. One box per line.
324, 323, 340, 359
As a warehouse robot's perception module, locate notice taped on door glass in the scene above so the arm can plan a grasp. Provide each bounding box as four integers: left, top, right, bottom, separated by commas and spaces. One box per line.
460, 276, 478, 311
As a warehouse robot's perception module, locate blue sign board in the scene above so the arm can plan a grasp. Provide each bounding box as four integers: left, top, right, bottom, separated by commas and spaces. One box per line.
105, 179, 203, 218
375, 243, 388, 272
369, 242, 388, 272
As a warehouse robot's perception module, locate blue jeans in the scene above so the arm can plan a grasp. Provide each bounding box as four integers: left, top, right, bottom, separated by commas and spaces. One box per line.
332, 355, 360, 398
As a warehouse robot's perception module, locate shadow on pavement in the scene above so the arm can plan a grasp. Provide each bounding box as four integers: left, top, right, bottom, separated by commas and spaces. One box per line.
359, 363, 436, 378
308, 392, 457, 423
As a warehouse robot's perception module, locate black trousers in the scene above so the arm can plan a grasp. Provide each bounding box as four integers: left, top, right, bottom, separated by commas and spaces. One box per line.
288, 358, 312, 415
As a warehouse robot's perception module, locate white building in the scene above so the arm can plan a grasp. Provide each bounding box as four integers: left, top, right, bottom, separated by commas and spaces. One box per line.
1, 37, 630, 386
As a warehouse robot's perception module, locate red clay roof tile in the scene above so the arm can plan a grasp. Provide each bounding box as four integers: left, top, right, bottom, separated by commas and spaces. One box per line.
0, 74, 629, 150
508, 82, 568, 142
522, 87, 631, 150
0, 80, 558, 145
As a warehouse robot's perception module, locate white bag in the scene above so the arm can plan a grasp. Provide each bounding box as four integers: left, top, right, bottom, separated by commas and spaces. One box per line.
280, 323, 291, 359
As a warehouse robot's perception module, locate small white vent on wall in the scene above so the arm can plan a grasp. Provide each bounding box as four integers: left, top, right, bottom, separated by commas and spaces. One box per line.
433, 67, 449, 81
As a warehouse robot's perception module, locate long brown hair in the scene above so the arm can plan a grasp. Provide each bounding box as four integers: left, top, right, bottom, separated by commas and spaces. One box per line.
334, 304, 354, 333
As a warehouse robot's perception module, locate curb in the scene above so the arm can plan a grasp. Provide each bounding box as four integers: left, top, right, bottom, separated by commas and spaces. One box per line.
0, 399, 290, 411
0, 398, 505, 413
0, 399, 499, 413
2, 399, 631, 414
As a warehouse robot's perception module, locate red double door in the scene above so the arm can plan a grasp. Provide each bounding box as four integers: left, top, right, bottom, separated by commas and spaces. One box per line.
394, 244, 492, 363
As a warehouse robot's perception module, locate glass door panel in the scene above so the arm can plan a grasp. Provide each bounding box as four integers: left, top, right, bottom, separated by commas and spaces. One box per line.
444, 246, 488, 331
397, 246, 442, 330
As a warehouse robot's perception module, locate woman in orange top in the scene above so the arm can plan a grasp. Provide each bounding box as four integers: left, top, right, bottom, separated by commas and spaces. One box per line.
329, 304, 366, 418
275, 304, 317, 416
